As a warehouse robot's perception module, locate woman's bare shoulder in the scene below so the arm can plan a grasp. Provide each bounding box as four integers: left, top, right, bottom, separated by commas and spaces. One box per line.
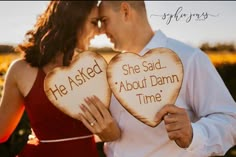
6, 59, 38, 97
9, 58, 29, 69
8, 59, 37, 74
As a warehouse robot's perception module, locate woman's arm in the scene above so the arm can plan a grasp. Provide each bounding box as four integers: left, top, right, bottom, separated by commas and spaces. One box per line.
0, 60, 25, 143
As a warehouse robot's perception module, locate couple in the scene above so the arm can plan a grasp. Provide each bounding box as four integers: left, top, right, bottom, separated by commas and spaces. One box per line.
0, 1, 236, 157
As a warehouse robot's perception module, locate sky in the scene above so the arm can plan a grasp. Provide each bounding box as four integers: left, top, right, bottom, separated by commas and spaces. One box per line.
0, 1, 236, 48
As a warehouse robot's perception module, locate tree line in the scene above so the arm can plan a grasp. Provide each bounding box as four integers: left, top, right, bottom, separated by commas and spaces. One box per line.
1, 43, 236, 54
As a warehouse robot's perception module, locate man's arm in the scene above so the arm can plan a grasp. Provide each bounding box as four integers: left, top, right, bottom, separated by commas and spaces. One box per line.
156, 49, 236, 156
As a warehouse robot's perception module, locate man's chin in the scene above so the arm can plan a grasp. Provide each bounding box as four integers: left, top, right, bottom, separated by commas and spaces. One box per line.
112, 47, 119, 52
112, 44, 123, 52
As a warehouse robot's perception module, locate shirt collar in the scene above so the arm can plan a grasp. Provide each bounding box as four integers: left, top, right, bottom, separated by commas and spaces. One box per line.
139, 29, 168, 56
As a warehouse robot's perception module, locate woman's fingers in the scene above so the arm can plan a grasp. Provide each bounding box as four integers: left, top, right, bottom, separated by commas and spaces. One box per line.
79, 112, 95, 133
80, 104, 97, 125
79, 96, 121, 141
84, 98, 104, 125
90, 95, 110, 118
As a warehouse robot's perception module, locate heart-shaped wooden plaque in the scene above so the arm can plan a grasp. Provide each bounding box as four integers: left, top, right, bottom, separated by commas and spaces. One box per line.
107, 48, 183, 127
44, 51, 111, 120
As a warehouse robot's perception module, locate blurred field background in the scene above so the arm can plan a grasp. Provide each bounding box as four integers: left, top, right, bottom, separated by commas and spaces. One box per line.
0, 43, 236, 157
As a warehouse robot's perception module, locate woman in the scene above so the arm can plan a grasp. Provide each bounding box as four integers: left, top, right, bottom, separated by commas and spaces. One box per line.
0, 1, 120, 156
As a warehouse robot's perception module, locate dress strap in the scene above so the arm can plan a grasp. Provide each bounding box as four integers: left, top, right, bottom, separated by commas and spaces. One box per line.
38, 68, 46, 77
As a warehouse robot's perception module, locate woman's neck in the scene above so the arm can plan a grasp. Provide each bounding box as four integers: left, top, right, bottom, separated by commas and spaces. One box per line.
43, 53, 64, 74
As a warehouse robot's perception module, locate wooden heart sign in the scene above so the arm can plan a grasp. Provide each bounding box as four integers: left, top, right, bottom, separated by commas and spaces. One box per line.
44, 51, 111, 120
107, 48, 183, 127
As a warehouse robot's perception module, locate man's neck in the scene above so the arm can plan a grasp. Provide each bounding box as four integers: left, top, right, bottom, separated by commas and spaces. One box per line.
127, 26, 155, 54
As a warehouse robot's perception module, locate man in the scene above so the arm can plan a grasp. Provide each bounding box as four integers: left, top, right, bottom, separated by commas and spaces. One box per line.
98, 1, 236, 157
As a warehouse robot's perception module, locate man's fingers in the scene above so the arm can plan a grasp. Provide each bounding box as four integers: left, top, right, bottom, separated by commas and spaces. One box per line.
165, 121, 182, 132
155, 104, 174, 122
167, 128, 191, 148
155, 104, 184, 122
166, 129, 181, 141
164, 114, 178, 124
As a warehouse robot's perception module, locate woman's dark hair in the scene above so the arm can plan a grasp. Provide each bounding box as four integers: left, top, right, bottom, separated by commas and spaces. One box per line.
16, 1, 97, 67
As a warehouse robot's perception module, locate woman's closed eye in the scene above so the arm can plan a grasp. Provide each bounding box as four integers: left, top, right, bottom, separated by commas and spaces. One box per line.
91, 20, 98, 26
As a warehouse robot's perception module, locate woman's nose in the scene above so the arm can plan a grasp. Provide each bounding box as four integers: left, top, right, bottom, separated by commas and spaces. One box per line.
98, 21, 105, 35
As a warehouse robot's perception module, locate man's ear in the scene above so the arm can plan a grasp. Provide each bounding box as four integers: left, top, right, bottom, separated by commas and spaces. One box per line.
120, 2, 131, 21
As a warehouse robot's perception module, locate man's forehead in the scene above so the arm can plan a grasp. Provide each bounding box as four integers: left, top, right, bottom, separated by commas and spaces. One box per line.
99, 2, 111, 17
99, 1, 109, 8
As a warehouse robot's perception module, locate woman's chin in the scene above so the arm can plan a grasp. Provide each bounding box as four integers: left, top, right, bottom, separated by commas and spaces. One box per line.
77, 46, 88, 52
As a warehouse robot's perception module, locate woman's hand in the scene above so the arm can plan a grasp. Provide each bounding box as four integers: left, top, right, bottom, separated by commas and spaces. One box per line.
79, 95, 121, 142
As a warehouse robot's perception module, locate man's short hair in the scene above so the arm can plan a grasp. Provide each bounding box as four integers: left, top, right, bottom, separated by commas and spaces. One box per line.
104, 1, 146, 15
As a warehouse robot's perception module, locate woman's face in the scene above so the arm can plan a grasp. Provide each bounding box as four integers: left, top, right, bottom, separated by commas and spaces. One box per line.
77, 7, 99, 51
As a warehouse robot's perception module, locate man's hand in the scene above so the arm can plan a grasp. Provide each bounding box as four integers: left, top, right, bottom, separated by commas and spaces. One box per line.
155, 104, 193, 148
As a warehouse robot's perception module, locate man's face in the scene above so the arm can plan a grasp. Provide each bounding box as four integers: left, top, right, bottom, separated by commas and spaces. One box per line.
99, 2, 127, 51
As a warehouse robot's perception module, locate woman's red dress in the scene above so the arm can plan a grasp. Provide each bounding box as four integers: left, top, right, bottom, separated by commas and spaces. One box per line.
17, 69, 99, 157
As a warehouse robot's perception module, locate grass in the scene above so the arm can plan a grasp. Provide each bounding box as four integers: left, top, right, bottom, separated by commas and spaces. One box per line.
0, 53, 20, 74
0, 53, 20, 97
206, 51, 236, 66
